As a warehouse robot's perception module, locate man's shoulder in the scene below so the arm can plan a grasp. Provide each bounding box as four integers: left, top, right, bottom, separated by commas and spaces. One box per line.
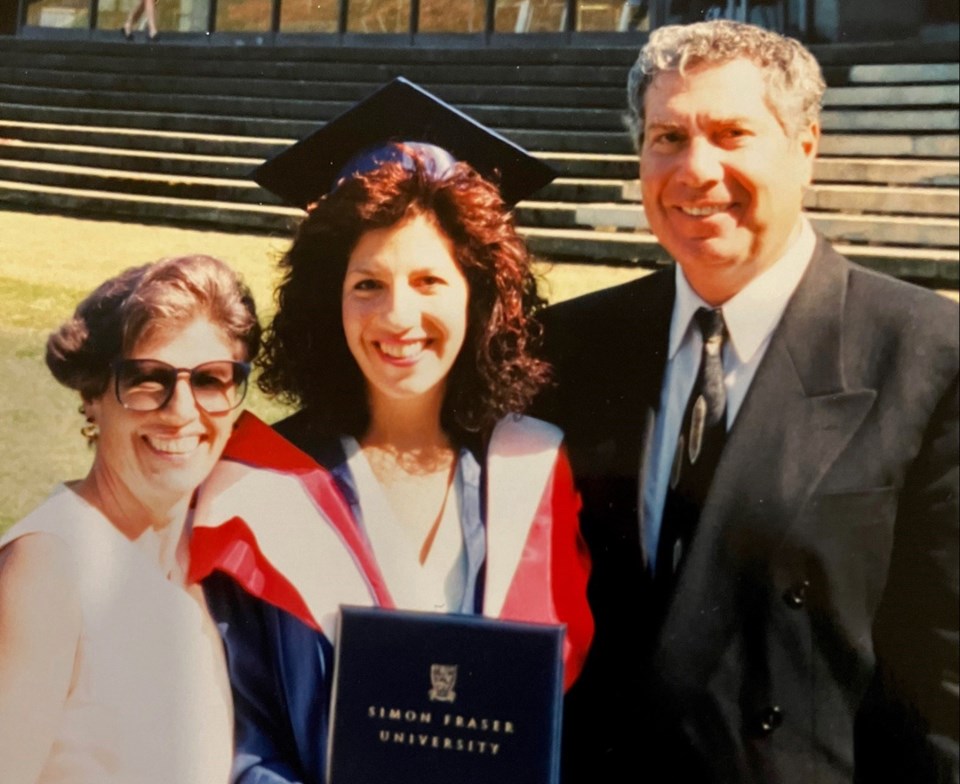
542, 268, 673, 342
815, 245, 959, 387
547, 269, 670, 317
842, 257, 959, 344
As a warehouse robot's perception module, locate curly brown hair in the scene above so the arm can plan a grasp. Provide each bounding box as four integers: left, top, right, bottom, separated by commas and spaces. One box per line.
257, 156, 551, 442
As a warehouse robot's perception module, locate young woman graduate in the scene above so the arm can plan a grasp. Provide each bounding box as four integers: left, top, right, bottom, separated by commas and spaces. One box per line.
189, 78, 594, 784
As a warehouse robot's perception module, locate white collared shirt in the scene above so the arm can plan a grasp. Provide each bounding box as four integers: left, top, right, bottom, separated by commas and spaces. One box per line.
641, 219, 817, 570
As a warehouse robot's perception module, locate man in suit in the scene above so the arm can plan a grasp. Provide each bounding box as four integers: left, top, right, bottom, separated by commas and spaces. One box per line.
543, 20, 959, 783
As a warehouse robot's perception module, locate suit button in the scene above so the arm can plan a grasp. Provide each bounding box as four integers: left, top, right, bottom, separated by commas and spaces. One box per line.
757, 706, 784, 735
757, 705, 783, 735
783, 580, 810, 608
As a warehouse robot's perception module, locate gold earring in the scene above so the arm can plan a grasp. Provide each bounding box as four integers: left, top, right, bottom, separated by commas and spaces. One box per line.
81, 419, 99, 442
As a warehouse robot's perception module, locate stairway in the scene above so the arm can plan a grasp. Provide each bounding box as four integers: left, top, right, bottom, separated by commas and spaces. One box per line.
0, 37, 957, 289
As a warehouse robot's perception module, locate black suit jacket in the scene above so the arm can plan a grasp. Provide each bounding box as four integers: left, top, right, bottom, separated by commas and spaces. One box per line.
540, 238, 959, 783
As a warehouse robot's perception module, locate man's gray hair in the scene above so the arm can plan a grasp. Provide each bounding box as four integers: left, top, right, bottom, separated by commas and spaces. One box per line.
627, 20, 826, 149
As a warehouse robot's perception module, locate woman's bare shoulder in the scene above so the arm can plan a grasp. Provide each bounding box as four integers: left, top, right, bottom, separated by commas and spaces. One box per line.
0, 532, 81, 630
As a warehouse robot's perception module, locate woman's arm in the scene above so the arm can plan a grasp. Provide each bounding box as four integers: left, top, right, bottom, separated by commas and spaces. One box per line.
0, 533, 81, 784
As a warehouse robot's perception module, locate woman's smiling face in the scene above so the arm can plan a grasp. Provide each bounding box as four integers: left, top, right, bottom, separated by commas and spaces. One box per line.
84, 316, 245, 510
341, 212, 470, 412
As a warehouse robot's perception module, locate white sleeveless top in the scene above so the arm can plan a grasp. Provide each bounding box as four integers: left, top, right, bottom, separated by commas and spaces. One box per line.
0, 484, 233, 784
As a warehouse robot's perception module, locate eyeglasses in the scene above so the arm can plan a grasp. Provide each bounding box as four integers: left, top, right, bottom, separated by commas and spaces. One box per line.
112, 359, 251, 414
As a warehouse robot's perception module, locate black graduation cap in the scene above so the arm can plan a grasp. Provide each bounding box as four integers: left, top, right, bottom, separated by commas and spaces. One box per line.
252, 77, 556, 209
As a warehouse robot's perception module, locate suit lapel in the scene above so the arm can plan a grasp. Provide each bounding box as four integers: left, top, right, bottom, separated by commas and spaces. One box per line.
657, 240, 877, 682
707, 241, 878, 536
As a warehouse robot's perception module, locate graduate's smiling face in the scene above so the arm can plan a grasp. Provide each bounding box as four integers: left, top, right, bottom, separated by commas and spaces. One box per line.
341, 212, 470, 412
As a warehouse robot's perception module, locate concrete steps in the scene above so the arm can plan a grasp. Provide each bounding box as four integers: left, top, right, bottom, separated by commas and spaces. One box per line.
0, 178, 299, 232
0, 37, 957, 289
518, 225, 959, 284
805, 184, 958, 216
621, 178, 960, 214
3, 128, 953, 184
539, 200, 959, 248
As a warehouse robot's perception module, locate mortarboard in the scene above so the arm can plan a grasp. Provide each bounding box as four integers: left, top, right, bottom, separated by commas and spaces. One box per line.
252, 77, 556, 209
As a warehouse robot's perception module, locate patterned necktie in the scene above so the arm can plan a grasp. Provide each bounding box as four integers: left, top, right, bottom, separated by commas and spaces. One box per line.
655, 307, 728, 583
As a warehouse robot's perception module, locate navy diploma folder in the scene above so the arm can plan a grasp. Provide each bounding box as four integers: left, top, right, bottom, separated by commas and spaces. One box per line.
327, 606, 565, 784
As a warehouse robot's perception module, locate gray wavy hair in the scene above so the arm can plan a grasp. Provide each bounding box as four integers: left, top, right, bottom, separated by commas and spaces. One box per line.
627, 20, 826, 149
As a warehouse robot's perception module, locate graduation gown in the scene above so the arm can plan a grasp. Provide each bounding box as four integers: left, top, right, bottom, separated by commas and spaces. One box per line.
190, 412, 593, 784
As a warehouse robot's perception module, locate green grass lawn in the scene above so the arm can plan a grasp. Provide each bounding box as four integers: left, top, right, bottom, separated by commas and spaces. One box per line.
0, 209, 646, 532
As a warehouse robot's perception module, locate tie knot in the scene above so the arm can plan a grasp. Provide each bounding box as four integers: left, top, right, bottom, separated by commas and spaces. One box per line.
694, 307, 725, 343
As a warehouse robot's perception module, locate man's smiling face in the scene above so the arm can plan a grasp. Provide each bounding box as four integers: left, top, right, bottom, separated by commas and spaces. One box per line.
640, 57, 818, 304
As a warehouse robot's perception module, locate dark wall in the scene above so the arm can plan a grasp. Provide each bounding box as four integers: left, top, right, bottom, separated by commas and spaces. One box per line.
0, 3, 17, 35
836, 0, 923, 40
926, 0, 960, 23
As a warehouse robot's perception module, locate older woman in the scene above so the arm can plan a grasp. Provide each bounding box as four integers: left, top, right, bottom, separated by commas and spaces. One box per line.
190, 79, 593, 783
0, 254, 260, 784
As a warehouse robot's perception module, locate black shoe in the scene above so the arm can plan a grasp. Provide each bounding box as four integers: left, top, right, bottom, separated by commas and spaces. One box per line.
121, 24, 134, 41
147, 31, 160, 42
